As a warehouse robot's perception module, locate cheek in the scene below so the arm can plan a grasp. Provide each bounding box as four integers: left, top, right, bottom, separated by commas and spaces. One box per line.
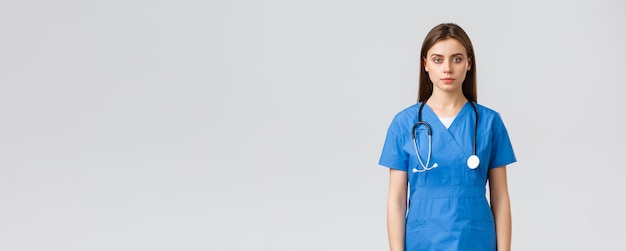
425, 62, 436, 72
457, 63, 469, 72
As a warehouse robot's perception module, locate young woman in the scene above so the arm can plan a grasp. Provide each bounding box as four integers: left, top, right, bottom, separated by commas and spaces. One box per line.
379, 23, 517, 251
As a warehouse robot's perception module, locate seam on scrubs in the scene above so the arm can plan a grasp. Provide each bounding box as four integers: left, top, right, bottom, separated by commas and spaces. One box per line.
410, 186, 486, 199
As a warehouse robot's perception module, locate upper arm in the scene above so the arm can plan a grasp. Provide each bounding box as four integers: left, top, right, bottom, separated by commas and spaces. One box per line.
488, 113, 516, 169
388, 169, 408, 202
379, 115, 409, 171
488, 166, 509, 200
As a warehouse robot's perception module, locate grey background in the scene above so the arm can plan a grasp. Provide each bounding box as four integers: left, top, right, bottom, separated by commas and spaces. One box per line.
0, 0, 624, 250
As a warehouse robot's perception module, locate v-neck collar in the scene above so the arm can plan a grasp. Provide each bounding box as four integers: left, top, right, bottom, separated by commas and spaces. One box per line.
422, 101, 471, 131
420, 101, 474, 158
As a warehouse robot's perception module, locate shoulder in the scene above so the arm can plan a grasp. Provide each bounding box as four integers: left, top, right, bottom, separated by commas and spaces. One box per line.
474, 103, 503, 120
383, 103, 421, 134
474, 103, 509, 130
390, 103, 421, 123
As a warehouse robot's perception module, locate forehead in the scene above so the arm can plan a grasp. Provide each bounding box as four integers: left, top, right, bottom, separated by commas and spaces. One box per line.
427, 38, 467, 56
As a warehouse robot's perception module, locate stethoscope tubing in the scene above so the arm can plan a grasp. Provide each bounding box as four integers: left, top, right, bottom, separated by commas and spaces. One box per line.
411, 121, 435, 172
411, 101, 479, 172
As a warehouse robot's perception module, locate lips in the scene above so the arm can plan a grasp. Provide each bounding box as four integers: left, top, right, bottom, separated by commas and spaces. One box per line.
441, 78, 455, 84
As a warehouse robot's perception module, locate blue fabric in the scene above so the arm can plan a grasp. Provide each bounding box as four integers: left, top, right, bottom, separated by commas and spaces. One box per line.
379, 102, 516, 251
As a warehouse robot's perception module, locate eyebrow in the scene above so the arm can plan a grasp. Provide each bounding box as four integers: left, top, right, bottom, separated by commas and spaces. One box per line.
430, 53, 465, 57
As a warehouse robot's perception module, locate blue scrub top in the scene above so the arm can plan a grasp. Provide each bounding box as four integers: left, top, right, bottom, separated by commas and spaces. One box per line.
379, 102, 516, 251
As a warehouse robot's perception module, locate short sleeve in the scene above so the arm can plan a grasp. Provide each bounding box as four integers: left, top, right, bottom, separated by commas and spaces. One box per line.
489, 113, 517, 168
378, 116, 409, 171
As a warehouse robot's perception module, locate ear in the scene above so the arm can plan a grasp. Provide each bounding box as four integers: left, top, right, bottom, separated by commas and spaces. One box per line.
467, 57, 472, 71
423, 58, 429, 72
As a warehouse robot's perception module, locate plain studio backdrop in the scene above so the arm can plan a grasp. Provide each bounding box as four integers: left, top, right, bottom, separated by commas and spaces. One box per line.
0, 0, 624, 250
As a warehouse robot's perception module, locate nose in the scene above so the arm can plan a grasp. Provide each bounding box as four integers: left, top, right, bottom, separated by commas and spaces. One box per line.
443, 60, 453, 73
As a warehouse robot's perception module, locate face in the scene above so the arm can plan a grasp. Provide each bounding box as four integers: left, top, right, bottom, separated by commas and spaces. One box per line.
423, 38, 471, 94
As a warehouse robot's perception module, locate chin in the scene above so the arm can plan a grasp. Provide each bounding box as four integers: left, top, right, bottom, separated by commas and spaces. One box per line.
436, 85, 461, 92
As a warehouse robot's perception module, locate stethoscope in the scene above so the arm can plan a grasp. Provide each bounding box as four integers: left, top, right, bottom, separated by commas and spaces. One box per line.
411, 101, 480, 173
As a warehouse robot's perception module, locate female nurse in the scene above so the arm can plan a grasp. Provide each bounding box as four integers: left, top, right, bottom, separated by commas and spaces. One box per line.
379, 23, 517, 251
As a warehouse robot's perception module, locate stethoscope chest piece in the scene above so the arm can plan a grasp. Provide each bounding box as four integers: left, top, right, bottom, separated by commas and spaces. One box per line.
412, 101, 480, 172
467, 155, 480, 169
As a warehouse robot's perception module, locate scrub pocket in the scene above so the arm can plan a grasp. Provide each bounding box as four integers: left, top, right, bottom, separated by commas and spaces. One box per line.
470, 220, 495, 232
405, 219, 428, 232
469, 221, 496, 250
405, 220, 429, 251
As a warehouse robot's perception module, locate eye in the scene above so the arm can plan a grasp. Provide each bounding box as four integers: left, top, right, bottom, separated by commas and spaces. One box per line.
433, 58, 442, 63
453, 57, 463, 63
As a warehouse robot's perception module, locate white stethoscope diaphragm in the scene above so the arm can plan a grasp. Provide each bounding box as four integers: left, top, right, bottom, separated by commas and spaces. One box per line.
412, 101, 481, 173
467, 155, 480, 169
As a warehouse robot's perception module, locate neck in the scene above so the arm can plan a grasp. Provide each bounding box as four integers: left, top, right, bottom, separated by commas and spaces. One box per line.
426, 92, 467, 110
